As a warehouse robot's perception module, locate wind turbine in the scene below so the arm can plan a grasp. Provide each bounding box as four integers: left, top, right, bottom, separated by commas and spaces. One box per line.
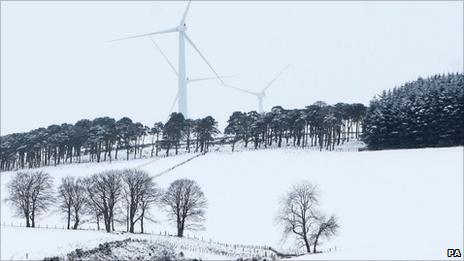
148, 37, 234, 115
111, 1, 226, 118
227, 64, 290, 113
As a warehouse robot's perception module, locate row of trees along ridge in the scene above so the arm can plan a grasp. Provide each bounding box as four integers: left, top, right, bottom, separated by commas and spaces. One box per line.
1, 102, 366, 171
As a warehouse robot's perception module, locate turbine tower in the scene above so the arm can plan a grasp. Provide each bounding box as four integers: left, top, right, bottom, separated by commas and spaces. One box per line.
111, 1, 226, 118
227, 64, 290, 113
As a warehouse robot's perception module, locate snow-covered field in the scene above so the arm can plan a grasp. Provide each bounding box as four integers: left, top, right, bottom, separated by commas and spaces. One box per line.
1, 226, 273, 260
1, 146, 463, 260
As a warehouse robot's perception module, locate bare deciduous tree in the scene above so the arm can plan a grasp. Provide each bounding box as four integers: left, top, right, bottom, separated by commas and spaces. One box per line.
162, 179, 207, 237
121, 169, 161, 233
58, 177, 74, 229
86, 201, 103, 230
276, 181, 319, 253
67, 177, 88, 229
59, 177, 88, 229
6, 171, 54, 227
312, 215, 339, 253
85, 170, 122, 232
139, 180, 162, 233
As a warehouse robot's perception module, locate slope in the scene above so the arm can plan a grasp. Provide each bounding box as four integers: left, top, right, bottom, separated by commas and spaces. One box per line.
1, 146, 463, 260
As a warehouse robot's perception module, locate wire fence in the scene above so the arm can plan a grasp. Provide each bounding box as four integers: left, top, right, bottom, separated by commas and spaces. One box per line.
1, 221, 277, 259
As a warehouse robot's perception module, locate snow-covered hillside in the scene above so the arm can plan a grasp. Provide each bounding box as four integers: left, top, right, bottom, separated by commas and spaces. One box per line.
2, 226, 274, 260
1, 146, 463, 260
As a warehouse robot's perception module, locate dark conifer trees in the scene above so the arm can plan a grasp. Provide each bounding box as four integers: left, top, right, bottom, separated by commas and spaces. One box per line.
363, 73, 463, 150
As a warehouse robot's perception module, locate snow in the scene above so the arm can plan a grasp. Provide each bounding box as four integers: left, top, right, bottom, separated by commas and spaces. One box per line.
1, 226, 274, 260
1, 145, 463, 260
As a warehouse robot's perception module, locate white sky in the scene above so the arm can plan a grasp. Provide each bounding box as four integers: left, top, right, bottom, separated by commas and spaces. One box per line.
1, 1, 463, 135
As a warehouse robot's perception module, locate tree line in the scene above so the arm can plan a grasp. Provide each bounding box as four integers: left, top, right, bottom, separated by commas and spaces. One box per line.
0, 113, 220, 171
1, 102, 366, 172
362, 73, 463, 150
225, 102, 366, 151
6, 170, 207, 237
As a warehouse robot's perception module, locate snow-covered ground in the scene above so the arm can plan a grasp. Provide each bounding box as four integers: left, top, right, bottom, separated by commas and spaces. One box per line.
1, 145, 463, 260
1, 226, 273, 260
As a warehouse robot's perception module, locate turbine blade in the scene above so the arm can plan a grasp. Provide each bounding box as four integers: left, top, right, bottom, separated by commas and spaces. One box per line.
109, 27, 178, 42
188, 75, 236, 83
261, 64, 290, 93
183, 33, 226, 86
180, 0, 191, 25
149, 37, 178, 76
226, 84, 258, 96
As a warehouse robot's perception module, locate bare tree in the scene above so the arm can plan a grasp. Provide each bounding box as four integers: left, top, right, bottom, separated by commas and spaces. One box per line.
139, 182, 162, 233
70, 178, 87, 229
86, 200, 103, 230
6, 171, 54, 227
58, 177, 88, 229
162, 179, 207, 237
312, 215, 339, 253
58, 177, 74, 229
121, 169, 161, 233
85, 170, 122, 232
276, 181, 319, 253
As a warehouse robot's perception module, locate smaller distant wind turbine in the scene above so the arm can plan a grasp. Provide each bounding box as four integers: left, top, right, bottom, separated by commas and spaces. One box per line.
226, 64, 290, 113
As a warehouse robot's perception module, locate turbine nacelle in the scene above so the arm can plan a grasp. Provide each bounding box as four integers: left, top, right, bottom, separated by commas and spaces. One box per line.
176, 25, 187, 32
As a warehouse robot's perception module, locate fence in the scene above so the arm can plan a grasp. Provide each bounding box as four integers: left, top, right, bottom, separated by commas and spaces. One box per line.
1, 221, 277, 259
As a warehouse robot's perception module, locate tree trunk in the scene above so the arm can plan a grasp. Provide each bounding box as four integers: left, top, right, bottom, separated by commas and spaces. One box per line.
303, 235, 311, 253
313, 230, 322, 253
126, 141, 130, 160
67, 206, 71, 229
31, 213, 35, 228
103, 212, 111, 232
129, 222, 135, 233
155, 134, 160, 157
126, 206, 129, 232
140, 215, 144, 234
73, 211, 80, 230
177, 226, 184, 237
115, 142, 119, 159
151, 139, 155, 157
25, 211, 30, 227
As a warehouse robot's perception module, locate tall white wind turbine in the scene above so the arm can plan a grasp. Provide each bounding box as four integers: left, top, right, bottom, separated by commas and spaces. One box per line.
227, 64, 290, 113
149, 37, 234, 116
111, 1, 226, 118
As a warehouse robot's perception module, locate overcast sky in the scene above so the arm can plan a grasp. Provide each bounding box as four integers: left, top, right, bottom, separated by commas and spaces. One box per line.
1, 1, 462, 135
